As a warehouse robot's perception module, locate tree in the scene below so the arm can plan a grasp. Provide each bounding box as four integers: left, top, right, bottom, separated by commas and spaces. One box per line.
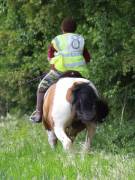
0, 0, 134, 119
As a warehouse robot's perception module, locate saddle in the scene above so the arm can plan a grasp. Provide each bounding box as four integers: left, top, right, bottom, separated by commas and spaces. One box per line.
59, 70, 83, 79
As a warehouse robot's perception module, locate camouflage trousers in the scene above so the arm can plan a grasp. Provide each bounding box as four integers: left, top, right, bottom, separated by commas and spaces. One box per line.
38, 70, 62, 93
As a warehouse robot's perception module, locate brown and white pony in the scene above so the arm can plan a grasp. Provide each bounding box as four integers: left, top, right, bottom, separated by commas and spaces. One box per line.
42, 72, 109, 150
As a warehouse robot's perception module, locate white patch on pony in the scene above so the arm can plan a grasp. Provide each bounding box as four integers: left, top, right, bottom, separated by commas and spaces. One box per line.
51, 77, 98, 150
54, 127, 72, 150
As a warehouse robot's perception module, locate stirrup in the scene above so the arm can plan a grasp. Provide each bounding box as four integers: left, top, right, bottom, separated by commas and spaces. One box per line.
29, 110, 42, 123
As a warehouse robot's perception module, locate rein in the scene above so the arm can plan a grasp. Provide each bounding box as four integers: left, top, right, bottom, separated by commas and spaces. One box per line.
19, 73, 46, 87
26, 73, 46, 84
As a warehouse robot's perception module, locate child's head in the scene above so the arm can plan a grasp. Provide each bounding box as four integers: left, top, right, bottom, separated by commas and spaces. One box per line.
61, 17, 77, 33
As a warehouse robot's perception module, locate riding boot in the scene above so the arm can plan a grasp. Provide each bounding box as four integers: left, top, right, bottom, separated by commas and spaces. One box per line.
30, 91, 45, 123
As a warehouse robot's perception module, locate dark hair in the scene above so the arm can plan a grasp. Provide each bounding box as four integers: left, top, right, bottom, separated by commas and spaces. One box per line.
61, 17, 77, 33
95, 99, 109, 123
72, 83, 97, 122
72, 83, 109, 123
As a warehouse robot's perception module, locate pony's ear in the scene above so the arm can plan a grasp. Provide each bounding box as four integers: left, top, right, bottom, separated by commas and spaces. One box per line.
96, 99, 109, 123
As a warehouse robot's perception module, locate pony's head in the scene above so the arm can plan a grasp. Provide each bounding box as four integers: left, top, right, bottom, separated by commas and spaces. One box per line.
72, 83, 109, 123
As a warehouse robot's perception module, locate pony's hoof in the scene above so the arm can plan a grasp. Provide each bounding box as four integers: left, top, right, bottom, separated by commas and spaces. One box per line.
29, 111, 42, 123
63, 140, 72, 150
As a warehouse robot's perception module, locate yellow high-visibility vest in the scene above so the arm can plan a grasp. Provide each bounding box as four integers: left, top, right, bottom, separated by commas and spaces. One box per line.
50, 33, 89, 77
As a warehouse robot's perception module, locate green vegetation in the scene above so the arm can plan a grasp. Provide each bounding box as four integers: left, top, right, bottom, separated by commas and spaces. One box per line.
0, 115, 135, 179
0, 0, 134, 119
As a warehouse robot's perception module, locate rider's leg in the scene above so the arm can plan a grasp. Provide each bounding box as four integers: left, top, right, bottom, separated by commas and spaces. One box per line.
30, 70, 62, 123
30, 88, 45, 123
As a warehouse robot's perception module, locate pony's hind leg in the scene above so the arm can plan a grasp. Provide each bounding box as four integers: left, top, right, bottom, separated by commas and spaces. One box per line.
47, 130, 57, 149
54, 126, 72, 150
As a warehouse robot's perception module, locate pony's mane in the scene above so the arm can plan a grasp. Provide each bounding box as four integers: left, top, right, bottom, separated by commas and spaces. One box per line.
72, 82, 98, 122
72, 82, 109, 123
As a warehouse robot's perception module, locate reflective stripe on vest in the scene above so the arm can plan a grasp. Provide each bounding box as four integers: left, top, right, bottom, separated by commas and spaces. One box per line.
64, 61, 85, 67
60, 52, 82, 57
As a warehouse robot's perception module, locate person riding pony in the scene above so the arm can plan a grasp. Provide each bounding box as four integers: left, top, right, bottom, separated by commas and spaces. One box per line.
30, 17, 91, 123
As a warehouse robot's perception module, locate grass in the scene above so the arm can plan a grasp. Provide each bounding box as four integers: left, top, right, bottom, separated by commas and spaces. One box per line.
0, 114, 135, 179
